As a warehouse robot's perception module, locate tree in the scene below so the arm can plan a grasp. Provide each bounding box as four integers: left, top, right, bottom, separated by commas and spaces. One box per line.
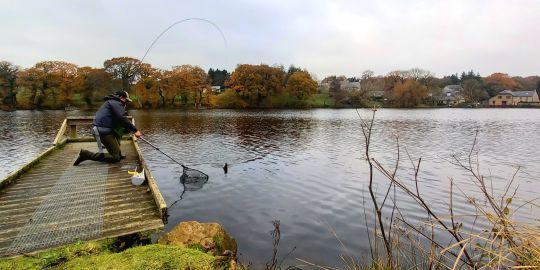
392, 79, 428, 107
16, 61, 78, 108
461, 79, 487, 103
75, 67, 113, 106
483, 73, 520, 97
285, 71, 317, 100
160, 65, 210, 108
103, 57, 141, 93
0, 61, 19, 106
226, 64, 285, 106
159, 70, 179, 106
513, 76, 540, 90
361, 70, 374, 81
460, 70, 482, 81
208, 68, 230, 87
172, 65, 210, 108
46, 61, 78, 105
285, 65, 303, 84
133, 65, 161, 108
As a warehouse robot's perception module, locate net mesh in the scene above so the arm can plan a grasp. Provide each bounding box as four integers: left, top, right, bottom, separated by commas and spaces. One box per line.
180, 166, 209, 191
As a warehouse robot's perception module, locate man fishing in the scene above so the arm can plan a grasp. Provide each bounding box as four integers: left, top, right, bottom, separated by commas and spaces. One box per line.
73, 91, 142, 166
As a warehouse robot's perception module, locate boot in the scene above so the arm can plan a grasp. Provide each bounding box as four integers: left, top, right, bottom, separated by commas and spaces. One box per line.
73, 149, 91, 166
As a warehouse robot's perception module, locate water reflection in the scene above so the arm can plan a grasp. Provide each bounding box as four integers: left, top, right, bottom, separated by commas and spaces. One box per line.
1, 109, 539, 268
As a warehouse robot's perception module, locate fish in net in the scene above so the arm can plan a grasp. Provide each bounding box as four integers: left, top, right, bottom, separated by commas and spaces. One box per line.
180, 165, 209, 191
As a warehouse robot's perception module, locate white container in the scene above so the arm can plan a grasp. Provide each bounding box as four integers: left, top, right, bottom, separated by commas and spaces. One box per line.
131, 169, 146, 185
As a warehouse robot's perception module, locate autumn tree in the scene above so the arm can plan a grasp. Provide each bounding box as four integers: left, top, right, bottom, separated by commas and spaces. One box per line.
285, 71, 317, 100
285, 65, 303, 84
104, 57, 141, 93
513, 76, 540, 90
133, 65, 161, 108
392, 79, 428, 107
47, 61, 78, 104
0, 61, 19, 106
159, 65, 210, 108
483, 72, 520, 96
173, 65, 210, 108
75, 67, 113, 106
226, 64, 285, 106
16, 61, 78, 108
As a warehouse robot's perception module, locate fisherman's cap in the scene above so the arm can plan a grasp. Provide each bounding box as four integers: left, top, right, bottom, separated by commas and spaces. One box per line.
115, 91, 132, 103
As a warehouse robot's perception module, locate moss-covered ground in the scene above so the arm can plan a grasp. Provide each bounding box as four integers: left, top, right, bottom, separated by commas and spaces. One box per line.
0, 240, 216, 270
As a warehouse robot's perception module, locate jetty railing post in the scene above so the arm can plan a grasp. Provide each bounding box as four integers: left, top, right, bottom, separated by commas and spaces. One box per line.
70, 124, 77, 138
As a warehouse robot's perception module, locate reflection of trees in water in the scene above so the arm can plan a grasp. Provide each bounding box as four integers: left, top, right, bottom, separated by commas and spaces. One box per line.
132, 111, 221, 137
230, 115, 314, 160
133, 111, 317, 166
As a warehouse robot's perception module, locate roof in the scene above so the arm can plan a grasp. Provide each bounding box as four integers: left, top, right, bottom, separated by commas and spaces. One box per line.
497, 90, 537, 97
443, 85, 463, 95
444, 85, 462, 90
513, 90, 536, 97
498, 90, 514, 95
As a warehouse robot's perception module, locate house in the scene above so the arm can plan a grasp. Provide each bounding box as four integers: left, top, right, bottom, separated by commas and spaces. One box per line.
488, 90, 539, 106
211, 85, 224, 93
369, 90, 385, 101
512, 90, 539, 103
340, 81, 361, 92
435, 85, 465, 106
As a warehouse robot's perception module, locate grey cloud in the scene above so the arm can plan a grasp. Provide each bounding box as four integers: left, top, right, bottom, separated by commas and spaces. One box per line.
0, 0, 538, 78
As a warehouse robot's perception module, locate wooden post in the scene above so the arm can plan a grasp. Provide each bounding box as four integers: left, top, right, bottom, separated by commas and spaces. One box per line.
70, 125, 77, 138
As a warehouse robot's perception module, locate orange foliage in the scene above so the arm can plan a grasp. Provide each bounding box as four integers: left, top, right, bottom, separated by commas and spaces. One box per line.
392, 79, 428, 107
286, 71, 317, 100
226, 64, 284, 106
483, 73, 520, 92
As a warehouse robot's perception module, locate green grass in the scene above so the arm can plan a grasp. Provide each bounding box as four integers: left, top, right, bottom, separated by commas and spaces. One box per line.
0, 240, 216, 270
308, 93, 335, 107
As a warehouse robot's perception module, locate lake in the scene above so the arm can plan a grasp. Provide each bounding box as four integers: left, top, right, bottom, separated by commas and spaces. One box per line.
1, 108, 539, 268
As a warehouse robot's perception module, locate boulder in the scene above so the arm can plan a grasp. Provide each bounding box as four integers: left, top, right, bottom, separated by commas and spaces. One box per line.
158, 221, 237, 257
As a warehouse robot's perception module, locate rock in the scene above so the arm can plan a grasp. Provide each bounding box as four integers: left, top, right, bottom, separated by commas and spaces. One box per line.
158, 221, 237, 257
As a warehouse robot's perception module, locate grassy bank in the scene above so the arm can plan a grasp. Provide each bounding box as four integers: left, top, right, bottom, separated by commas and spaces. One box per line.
0, 240, 216, 270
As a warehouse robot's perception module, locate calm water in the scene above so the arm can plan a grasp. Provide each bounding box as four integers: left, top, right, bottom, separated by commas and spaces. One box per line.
1, 109, 539, 267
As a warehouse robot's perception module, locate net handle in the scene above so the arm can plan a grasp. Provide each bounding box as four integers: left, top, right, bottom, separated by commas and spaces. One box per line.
139, 137, 186, 169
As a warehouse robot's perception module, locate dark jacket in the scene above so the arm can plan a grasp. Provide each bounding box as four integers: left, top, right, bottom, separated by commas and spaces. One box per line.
93, 95, 137, 134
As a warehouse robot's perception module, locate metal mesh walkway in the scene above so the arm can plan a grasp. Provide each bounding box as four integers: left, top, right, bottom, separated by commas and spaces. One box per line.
0, 142, 164, 257
7, 164, 107, 254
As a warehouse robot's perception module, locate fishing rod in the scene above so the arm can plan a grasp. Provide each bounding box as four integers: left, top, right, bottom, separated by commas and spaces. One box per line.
140, 17, 227, 64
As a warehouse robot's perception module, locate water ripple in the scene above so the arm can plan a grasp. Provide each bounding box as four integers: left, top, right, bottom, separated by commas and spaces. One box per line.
2, 108, 540, 267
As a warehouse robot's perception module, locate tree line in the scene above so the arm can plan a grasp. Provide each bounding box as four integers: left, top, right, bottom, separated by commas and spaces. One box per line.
1, 58, 539, 110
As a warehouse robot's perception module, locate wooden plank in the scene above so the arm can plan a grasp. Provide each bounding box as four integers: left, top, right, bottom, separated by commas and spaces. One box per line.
132, 138, 168, 222
69, 125, 77, 138
52, 119, 67, 146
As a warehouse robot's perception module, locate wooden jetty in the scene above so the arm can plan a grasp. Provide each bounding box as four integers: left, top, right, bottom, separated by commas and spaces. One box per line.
0, 116, 167, 258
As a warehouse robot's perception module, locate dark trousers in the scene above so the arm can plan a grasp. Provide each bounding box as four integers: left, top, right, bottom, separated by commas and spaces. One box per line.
100, 133, 123, 162
85, 134, 123, 163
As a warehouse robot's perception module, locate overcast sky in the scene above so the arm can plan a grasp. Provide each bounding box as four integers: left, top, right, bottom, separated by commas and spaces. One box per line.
1, 0, 539, 78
